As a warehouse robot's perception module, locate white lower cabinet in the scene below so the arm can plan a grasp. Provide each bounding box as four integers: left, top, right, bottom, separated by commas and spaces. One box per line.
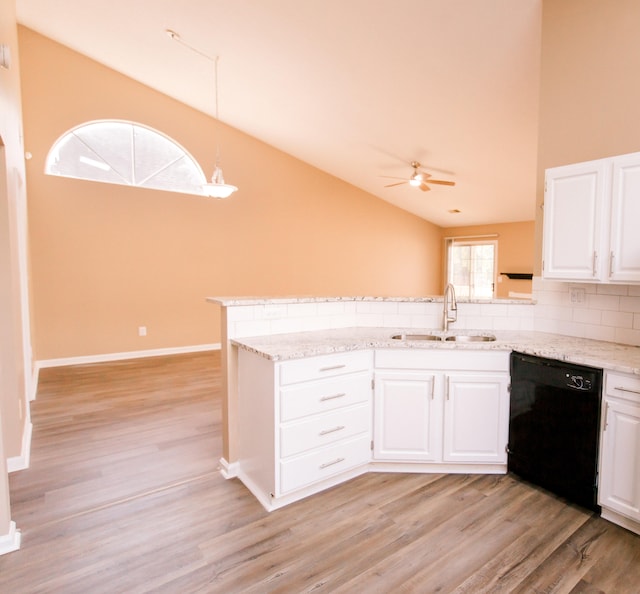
237, 346, 511, 511
599, 371, 640, 534
444, 374, 510, 463
373, 371, 440, 461
373, 349, 510, 469
236, 348, 373, 511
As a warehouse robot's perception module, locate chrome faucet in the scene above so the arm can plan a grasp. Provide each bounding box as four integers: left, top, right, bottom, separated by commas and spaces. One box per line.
443, 283, 457, 332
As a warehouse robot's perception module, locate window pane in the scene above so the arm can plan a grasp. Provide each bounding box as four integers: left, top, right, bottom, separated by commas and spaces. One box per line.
449, 242, 495, 299
139, 156, 208, 194
451, 245, 471, 299
47, 133, 130, 185
133, 125, 185, 185
472, 244, 495, 298
73, 121, 134, 182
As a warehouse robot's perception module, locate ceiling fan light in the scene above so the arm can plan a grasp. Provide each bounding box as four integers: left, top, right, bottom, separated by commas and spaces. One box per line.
409, 176, 422, 187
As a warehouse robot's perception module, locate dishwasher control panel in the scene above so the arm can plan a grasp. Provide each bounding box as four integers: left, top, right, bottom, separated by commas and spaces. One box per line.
566, 373, 593, 391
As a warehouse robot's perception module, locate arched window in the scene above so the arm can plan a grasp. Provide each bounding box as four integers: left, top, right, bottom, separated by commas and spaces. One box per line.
45, 120, 207, 195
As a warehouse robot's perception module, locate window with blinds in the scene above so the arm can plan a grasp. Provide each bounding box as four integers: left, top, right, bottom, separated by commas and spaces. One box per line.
445, 237, 497, 299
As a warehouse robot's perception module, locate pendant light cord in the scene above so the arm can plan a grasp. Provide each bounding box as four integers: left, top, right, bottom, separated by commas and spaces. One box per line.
166, 29, 214, 63
166, 29, 237, 196
166, 30, 220, 125
166, 29, 222, 166
213, 55, 221, 167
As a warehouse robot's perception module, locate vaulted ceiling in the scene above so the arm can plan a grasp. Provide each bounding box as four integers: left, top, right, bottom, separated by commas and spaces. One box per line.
16, 0, 542, 227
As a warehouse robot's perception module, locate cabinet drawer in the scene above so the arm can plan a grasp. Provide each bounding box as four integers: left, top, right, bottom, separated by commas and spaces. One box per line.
606, 372, 640, 404
279, 350, 372, 386
279, 434, 371, 494
280, 403, 370, 458
280, 372, 371, 422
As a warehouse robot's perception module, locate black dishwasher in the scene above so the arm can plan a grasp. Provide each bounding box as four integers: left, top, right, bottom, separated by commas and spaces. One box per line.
508, 352, 602, 511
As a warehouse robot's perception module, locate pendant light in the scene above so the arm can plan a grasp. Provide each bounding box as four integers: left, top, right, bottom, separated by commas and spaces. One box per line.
202, 56, 237, 198
166, 30, 237, 198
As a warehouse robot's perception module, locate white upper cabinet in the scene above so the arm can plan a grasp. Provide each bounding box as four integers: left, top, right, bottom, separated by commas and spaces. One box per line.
609, 154, 640, 283
543, 151, 640, 283
543, 159, 608, 280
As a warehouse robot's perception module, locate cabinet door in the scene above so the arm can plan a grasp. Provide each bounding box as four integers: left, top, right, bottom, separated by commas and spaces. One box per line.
599, 397, 640, 520
543, 160, 608, 281
443, 374, 509, 463
373, 371, 440, 462
609, 153, 640, 283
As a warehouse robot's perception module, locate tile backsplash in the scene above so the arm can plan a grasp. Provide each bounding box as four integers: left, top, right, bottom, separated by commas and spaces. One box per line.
532, 277, 640, 346
223, 281, 640, 348
226, 297, 535, 340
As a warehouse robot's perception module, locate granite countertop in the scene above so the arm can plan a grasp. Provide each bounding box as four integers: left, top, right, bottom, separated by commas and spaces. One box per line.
208, 295, 534, 306
231, 327, 640, 376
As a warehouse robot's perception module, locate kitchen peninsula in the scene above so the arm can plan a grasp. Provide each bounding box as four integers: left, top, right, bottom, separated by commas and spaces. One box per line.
209, 296, 640, 532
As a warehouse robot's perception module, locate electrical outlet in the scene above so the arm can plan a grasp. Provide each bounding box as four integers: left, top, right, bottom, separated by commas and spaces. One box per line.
569, 288, 586, 304
263, 304, 287, 319
138, 326, 147, 337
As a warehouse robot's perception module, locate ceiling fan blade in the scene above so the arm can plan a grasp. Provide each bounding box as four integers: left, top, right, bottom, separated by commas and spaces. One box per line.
381, 162, 455, 190
426, 179, 456, 186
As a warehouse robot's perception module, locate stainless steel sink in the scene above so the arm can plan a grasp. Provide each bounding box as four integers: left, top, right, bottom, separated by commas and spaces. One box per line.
391, 334, 442, 341
391, 332, 497, 342
444, 334, 496, 342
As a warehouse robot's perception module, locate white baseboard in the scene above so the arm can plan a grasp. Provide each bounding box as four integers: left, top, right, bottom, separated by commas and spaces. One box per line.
7, 421, 32, 473
219, 457, 239, 479
601, 507, 640, 536
0, 522, 21, 556
36, 343, 221, 369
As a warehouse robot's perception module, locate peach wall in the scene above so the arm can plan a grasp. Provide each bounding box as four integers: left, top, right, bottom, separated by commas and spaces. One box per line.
18, 27, 443, 361
442, 222, 535, 299
536, 0, 640, 272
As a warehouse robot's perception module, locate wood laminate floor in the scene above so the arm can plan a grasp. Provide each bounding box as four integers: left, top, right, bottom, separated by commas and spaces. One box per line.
2, 351, 640, 593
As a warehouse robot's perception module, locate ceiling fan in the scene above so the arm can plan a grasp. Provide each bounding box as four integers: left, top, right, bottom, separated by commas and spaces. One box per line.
382, 161, 456, 192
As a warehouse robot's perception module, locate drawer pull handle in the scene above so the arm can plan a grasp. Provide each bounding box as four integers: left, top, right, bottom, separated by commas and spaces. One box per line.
319, 425, 345, 436
614, 386, 640, 395
319, 364, 347, 372
320, 392, 346, 402
319, 457, 345, 469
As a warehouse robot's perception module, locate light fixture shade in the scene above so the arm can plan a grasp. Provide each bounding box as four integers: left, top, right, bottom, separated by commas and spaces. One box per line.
202, 165, 238, 198
409, 172, 424, 187
203, 182, 237, 199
